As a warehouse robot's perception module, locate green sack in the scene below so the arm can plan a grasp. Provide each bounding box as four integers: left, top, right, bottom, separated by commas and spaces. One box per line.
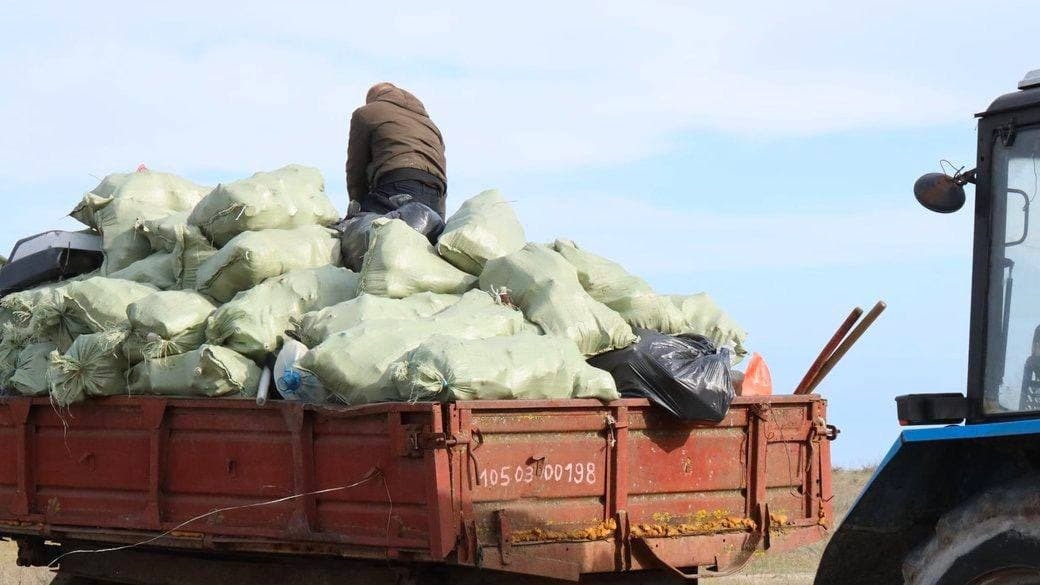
26, 289, 92, 352
9, 341, 57, 396
41, 274, 156, 331
95, 197, 178, 274
196, 225, 341, 303
479, 244, 636, 355
70, 170, 209, 231
109, 252, 178, 290
436, 189, 526, 275
300, 291, 535, 406
1, 281, 77, 329
188, 164, 340, 248
128, 345, 261, 398
669, 293, 748, 360
125, 291, 217, 363
135, 212, 218, 290
49, 330, 130, 407
426, 289, 537, 339
299, 320, 443, 405
552, 239, 687, 333
207, 266, 358, 361
30, 277, 157, 352
71, 171, 208, 274
135, 211, 193, 252
293, 292, 461, 347
359, 218, 477, 298
392, 333, 619, 403
0, 325, 32, 386
172, 226, 217, 290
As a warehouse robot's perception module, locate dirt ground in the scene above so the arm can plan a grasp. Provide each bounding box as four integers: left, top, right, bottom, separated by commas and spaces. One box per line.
0, 468, 873, 585
0, 542, 52, 585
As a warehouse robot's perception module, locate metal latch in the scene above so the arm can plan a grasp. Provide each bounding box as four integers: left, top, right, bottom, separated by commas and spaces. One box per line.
812, 417, 840, 442
604, 414, 627, 448
407, 430, 461, 454
824, 425, 840, 441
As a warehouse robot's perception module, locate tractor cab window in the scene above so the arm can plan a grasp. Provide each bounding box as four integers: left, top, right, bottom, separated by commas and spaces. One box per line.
985, 127, 1040, 414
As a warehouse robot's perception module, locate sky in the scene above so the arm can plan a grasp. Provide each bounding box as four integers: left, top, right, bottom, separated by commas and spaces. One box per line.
2, 1, 1039, 466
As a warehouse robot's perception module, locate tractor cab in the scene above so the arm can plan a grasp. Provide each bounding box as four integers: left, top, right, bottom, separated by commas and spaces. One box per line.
816, 70, 1040, 585
901, 69, 1040, 425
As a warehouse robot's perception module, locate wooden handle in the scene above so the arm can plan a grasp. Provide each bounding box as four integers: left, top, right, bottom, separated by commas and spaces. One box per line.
794, 306, 864, 395
806, 300, 887, 394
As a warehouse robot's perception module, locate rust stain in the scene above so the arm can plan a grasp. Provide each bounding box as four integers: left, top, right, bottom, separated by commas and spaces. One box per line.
631, 517, 756, 538
817, 511, 830, 527
652, 512, 673, 523
510, 518, 617, 543
0, 520, 35, 527
680, 453, 693, 475
46, 497, 61, 515
630, 509, 756, 538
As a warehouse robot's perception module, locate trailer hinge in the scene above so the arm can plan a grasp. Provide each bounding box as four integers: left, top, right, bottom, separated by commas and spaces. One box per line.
496, 510, 513, 565
614, 510, 631, 571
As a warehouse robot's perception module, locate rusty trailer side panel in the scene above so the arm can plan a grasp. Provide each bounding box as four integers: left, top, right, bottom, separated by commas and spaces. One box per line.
0, 398, 456, 562
0, 394, 832, 581
451, 396, 832, 580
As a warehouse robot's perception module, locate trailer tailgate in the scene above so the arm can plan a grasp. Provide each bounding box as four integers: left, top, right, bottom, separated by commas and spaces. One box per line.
449, 396, 833, 580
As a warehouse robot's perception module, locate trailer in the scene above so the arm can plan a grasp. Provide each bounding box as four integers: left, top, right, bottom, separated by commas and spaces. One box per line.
0, 393, 833, 583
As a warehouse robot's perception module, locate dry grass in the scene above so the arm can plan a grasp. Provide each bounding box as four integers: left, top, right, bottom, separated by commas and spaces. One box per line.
715, 466, 875, 585
0, 469, 874, 584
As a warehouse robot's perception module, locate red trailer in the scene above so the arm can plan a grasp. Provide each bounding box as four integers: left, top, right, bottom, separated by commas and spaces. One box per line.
0, 394, 834, 583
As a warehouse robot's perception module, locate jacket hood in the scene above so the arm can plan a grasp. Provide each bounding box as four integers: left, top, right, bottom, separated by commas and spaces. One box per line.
372, 85, 429, 116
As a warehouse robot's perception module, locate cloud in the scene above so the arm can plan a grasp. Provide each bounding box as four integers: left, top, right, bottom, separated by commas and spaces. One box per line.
0, 0, 1019, 187
514, 191, 974, 277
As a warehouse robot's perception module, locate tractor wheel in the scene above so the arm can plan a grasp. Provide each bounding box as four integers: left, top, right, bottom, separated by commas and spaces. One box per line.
903, 476, 1040, 585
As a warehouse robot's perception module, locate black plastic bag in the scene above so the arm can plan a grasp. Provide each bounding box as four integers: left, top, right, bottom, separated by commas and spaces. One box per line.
386, 202, 445, 243
335, 212, 381, 272
589, 328, 735, 422
334, 202, 445, 272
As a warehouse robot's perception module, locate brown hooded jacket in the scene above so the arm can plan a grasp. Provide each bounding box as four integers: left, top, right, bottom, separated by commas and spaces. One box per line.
345, 84, 447, 204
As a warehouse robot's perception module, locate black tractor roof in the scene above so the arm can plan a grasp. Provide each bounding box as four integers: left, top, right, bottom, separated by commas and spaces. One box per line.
981, 69, 1040, 116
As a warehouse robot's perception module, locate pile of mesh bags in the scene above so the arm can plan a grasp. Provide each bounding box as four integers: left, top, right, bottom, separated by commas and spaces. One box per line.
0, 166, 748, 420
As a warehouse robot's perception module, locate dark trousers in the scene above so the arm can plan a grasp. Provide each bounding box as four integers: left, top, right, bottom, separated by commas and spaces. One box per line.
360, 179, 446, 217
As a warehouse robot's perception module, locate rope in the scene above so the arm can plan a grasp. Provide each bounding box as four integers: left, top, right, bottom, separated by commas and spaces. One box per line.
48, 467, 385, 568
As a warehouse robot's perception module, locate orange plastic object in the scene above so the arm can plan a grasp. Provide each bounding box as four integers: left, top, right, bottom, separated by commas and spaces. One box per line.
738, 353, 773, 396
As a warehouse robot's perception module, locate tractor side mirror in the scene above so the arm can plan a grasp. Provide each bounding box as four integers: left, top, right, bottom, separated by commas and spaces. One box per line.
914, 173, 967, 213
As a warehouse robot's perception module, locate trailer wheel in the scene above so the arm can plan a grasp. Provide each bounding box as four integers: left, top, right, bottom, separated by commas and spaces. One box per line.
903, 476, 1040, 585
